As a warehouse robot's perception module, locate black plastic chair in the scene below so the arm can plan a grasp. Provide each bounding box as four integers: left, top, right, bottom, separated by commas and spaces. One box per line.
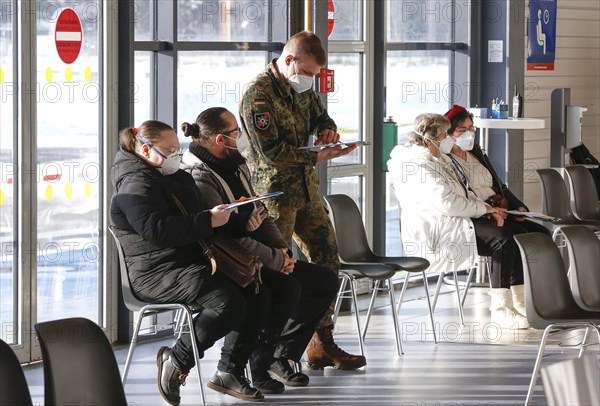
324, 194, 435, 355
561, 226, 600, 311
0, 339, 33, 406
513, 233, 600, 405
536, 168, 600, 238
34, 317, 127, 406
109, 228, 206, 405
564, 165, 600, 221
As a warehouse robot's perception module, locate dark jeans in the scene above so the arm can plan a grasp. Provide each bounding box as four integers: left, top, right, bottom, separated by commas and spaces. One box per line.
472, 217, 550, 289
170, 272, 269, 374
249, 261, 339, 379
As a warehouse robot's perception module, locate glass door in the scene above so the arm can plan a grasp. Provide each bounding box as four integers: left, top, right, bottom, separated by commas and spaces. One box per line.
0, 0, 105, 362
0, 0, 18, 347
35, 0, 103, 327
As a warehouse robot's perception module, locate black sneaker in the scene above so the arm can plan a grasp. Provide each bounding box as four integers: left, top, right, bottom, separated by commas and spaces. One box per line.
207, 370, 264, 401
268, 358, 309, 387
253, 375, 285, 394
156, 346, 188, 406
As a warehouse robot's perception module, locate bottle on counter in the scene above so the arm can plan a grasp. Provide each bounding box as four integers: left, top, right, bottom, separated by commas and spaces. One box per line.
512, 85, 523, 118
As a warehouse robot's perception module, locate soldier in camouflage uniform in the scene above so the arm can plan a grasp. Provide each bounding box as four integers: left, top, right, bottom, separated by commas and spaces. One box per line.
240, 31, 366, 370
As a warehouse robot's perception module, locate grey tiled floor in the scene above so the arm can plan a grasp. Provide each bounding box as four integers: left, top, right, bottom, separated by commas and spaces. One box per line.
23, 280, 595, 405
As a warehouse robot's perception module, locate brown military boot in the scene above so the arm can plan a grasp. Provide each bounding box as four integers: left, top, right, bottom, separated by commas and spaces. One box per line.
306, 325, 366, 370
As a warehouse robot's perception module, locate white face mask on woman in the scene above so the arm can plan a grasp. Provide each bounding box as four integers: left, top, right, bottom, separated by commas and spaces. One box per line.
454, 131, 475, 151
288, 61, 314, 93
427, 136, 454, 154
158, 153, 182, 176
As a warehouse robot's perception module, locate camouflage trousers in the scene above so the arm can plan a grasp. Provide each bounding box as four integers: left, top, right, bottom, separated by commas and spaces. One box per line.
265, 196, 341, 328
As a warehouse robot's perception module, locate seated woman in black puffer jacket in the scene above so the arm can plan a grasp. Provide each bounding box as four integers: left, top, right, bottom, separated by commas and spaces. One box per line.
110, 120, 266, 404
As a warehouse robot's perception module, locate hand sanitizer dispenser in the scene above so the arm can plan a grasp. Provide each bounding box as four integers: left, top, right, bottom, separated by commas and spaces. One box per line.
566, 106, 587, 149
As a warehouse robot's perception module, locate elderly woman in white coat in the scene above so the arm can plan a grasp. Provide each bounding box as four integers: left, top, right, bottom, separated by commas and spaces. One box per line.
387, 113, 529, 329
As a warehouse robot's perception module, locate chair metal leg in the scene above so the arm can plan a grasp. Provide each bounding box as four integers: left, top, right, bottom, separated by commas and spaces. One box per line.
362, 280, 381, 342
526, 323, 600, 405
525, 324, 555, 405
452, 270, 465, 326
122, 308, 147, 384
460, 267, 476, 307
184, 307, 206, 406
577, 325, 600, 358
174, 309, 186, 339
348, 276, 365, 356
333, 274, 350, 325
386, 278, 404, 355
431, 272, 445, 312
334, 273, 364, 355
395, 275, 410, 315
421, 271, 438, 344
485, 260, 492, 288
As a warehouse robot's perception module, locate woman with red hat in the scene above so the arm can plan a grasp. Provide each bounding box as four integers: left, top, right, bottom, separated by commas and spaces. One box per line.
443, 104, 550, 324
388, 113, 529, 330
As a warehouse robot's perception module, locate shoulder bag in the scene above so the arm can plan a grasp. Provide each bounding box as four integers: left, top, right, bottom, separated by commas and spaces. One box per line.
170, 194, 262, 292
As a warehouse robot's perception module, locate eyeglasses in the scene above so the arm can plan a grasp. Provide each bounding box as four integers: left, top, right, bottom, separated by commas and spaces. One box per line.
136, 134, 182, 158
454, 125, 477, 135
221, 127, 242, 137
154, 145, 183, 157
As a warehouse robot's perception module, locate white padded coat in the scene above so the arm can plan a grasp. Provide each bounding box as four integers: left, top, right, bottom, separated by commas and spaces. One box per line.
388, 144, 487, 275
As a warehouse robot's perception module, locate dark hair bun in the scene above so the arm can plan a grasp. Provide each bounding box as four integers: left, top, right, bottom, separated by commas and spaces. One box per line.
181, 122, 201, 138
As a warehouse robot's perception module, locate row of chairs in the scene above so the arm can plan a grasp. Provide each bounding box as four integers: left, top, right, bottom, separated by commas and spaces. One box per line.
1, 318, 128, 406
3, 195, 596, 405
514, 226, 600, 405
537, 166, 600, 238
326, 193, 600, 405
325, 193, 494, 353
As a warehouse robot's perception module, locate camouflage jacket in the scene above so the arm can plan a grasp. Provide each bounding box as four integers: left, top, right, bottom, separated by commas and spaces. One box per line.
239, 60, 336, 206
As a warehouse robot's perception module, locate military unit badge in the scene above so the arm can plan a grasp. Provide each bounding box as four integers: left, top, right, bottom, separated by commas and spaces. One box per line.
254, 112, 270, 130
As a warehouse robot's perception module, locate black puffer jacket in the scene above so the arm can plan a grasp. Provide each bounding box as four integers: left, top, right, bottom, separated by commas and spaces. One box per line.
470, 144, 528, 211
110, 148, 215, 303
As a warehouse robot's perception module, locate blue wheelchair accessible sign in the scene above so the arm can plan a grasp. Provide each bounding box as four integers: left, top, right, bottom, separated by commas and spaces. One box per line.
528, 0, 557, 70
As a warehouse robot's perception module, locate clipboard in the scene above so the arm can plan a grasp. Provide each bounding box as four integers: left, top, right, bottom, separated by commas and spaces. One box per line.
224, 191, 284, 211
507, 210, 561, 222
298, 140, 371, 151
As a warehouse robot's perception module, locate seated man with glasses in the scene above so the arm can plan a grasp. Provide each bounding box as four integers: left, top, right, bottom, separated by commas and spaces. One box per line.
180, 107, 339, 397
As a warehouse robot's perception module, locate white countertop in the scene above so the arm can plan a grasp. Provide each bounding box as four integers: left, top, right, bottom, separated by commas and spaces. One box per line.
473, 117, 546, 130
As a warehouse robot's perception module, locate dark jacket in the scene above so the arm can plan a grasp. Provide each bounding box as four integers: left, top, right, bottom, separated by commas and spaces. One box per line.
181, 144, 290, 272
110, 148, 215, 303
470, 145, 528, 211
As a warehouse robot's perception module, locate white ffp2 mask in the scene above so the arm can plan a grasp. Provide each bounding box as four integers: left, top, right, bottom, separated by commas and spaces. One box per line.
288, 61, 314, 93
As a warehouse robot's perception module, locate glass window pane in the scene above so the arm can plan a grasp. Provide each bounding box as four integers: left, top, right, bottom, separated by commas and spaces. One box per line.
134, 51, 153, 123
386, 173, 403, 256
0, 0, 16, 344
387, 0, 452, 42
327, 53, 362, 166
36, 0, 102, 324
177, 51, 267, 138
134, 0, 153, 41
327, 176, 363, 213
178, 0, 269, 42
329, 0, 363, 41
386, 50, 451, 128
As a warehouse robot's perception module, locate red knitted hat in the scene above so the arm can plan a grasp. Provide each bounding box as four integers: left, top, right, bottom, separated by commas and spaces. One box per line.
444, 104, 468, 121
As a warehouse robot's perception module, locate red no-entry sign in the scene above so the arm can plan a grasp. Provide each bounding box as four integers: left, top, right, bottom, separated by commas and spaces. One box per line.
55, 8, 82, 65
327, 0, 335, 37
